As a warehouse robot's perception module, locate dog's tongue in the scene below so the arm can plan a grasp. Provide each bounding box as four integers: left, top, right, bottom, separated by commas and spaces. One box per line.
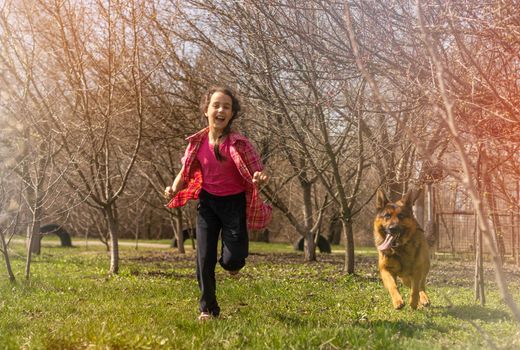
377, 234, 394, 251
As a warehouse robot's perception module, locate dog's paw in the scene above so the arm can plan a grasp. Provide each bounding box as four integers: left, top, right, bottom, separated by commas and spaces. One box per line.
393, 299, 405, 310
420, 299, 430, 307
419, 291, 430, 307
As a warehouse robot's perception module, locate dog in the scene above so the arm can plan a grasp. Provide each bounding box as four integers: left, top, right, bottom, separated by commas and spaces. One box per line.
374, 189, 431, 310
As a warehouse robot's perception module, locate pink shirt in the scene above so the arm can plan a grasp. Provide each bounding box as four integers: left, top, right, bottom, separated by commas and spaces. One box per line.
197, 135, 246, 196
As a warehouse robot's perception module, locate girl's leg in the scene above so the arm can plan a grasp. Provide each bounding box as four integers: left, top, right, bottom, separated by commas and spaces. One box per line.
196, 193, 222, 316
218, 193, 248, 272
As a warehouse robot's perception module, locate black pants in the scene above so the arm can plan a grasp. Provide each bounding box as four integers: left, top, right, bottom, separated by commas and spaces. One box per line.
196, 190, 248, 316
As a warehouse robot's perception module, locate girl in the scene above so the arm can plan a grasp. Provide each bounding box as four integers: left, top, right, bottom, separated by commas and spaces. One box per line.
164, 86, 272, 321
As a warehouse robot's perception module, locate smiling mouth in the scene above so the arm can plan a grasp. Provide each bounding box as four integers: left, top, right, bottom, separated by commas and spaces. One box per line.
377, 232, 401, 251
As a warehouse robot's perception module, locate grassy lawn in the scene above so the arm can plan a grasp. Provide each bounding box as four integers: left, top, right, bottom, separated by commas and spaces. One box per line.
0, 240, 519, 349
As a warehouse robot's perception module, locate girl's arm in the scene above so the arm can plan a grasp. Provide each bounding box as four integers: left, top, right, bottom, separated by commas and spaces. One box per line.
239, 139, 269, 187
164, 164, 187, 198
165, 142, 193, 198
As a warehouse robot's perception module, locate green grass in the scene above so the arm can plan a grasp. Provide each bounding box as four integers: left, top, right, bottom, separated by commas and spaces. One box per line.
0, 241, 519, 349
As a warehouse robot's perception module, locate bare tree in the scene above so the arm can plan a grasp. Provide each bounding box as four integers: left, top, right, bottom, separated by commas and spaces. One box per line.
0, 1, 76, 279
6, 0, 151, 274
0, 125, 19, 282
415, 0, 520, 322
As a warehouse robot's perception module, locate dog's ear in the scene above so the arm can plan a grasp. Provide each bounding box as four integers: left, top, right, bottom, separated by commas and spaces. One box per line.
376, 190, 389, 210
401, 189, 415, 208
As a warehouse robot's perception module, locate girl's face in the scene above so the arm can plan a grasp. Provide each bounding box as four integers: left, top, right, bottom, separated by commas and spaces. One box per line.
205, 92, 233, 133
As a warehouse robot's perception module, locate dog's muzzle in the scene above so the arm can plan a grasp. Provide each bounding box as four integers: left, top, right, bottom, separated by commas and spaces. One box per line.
377, 232, 401, 252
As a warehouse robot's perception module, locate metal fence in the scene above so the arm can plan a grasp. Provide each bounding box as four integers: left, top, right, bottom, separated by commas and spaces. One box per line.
436, 212, 520, 260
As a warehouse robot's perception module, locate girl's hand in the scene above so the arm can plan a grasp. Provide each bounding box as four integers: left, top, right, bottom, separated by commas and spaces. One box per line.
164, 171, 186, 199
164, 186, 176, 199
252, 171, 268, 187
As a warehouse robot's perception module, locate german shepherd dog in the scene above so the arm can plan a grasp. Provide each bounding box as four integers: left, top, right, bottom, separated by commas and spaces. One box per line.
374, 190, 431, 310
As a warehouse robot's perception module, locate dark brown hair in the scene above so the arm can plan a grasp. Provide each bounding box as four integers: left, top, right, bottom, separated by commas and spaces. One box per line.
200, 86, 241, 161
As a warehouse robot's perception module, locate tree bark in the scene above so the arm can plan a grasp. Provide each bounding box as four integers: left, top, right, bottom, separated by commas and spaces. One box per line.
341, 212, 355, 274
106, 207, 119, 274
302, 181, 316, 262
175, 208, 185, 254
0, 228, 15, 282
474, 213, 485, 305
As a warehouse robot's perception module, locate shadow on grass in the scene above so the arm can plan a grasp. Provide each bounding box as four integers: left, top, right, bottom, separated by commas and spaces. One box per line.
272, 311, 307, 326
357, 319, 450, 338
434, 304, 512, 322
133, 270, 195, 279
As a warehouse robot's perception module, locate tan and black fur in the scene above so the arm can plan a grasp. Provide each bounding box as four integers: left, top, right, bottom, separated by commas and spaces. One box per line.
374, 190, 431, 310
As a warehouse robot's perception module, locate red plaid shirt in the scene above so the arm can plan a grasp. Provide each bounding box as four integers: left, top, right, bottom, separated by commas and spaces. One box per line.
167, 128, 272, 230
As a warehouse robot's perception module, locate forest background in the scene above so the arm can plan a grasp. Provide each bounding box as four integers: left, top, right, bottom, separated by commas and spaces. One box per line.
0, 0, 519, 317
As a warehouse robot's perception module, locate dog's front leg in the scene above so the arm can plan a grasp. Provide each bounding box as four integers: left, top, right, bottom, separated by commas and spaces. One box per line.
409, 273, 421, 309
380, 269, 404, 309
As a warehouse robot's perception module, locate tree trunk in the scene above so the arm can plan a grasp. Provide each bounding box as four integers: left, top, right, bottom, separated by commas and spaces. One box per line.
474, 149, 485, 304
424, 183, 437, 248
474, 213, 485, 305
342, 214, 355, 274
486, 189, 506, 261
168, 210, 185, 253
25, 221, 40, 280
0, 229, 15, 282
328, 214, 342, 245
106, 207, 119, 274
304, 231, 316, 261
415, 185, 425, 228
25, 194, 44, 280
175, 208, 185, 254
302, 181, 316, 261
21, 134, 49, 279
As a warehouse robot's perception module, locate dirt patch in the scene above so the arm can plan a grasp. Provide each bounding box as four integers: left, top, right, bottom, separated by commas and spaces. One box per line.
123, 249, 520, 287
